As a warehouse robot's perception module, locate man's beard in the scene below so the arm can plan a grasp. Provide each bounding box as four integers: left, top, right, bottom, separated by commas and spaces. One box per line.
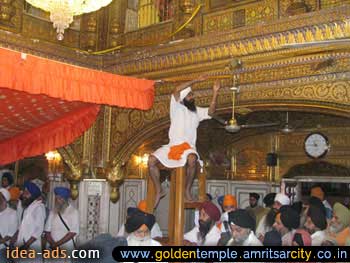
127, 233, 152, 246
21, 196, 35, 208
250, 203, 257, 208
266, 208, 278, 227
198, 219, 213, 240
329, 222, 344, 234
183, 98, 196, 112
55, 202, 68, 213
229, 231, 249, 246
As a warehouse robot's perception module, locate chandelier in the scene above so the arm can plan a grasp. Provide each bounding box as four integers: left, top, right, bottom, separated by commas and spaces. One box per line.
25, 0, 113, 40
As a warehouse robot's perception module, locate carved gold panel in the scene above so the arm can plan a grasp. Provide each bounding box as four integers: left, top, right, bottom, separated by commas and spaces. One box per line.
22, 14, 80, 48
245, 0, 277, 25
0, 0, 22, 31
279, 0, 318, 17
320, 0, 350, 9
239, 77, 350, 107
202, 8, 245, 34
123, 21, 172, 46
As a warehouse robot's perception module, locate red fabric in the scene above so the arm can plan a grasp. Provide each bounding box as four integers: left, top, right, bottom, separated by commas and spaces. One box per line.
0, 47, 155, 110
0, 47, 155, 165
0, 87, 100, 165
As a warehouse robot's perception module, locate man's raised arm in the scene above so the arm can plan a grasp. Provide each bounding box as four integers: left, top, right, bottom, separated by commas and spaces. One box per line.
173, 75, 208, 101
208, 80, 221, 116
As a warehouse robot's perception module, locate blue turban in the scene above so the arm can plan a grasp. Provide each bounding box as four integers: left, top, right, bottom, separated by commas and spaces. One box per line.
217, 195, 224, 206
24, 181, 41, 199
54, 187, 70, 200
2, 172, 14, 185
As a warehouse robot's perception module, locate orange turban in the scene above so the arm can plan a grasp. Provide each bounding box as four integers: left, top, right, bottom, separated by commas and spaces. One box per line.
8, 187, 20, 201
223, 194, 237, 208
138, 200, 147, 212
311, 187, 325, 201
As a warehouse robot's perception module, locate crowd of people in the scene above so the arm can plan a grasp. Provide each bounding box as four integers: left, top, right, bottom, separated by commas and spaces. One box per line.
0, 171, 79, 262
119, 186, 350, 248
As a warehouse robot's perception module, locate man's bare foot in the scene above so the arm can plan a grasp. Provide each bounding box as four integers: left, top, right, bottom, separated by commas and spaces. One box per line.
154, 189, 167, 208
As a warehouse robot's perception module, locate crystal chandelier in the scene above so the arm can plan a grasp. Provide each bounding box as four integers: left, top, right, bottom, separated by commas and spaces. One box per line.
25, 0, 113, 40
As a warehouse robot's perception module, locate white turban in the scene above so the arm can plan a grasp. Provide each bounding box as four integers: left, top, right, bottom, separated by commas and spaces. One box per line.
31, 178, 44, 192
274, 193, 290, 206
0, 188, 10, 202
180, 87, 192, 101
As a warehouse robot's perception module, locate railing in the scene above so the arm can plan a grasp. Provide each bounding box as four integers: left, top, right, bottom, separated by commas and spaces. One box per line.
138, 0, 174, 28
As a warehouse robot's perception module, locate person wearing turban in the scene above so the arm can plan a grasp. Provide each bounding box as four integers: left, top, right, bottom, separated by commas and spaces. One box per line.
44, 187, 79, 252
148, 75, 222, 208
117, 200, 163, 239
256, 192, 289, 242
263, 193, 276, 208
273, 206, 300, 246
304, 204, 327, 246
184, 201, 221, 246
246, 192, 267, 227
226, 209, 262, 246
310, 185, 332, 220
325, 202, 350, 246
125, 210, 161, 247
0, 188, 18, 250
11, 181, 46, 253
1, 172, 14, 189
7, 186, 22, 225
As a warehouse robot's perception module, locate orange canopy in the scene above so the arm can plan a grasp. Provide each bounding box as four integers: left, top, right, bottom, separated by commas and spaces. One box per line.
0, 47, 155, 165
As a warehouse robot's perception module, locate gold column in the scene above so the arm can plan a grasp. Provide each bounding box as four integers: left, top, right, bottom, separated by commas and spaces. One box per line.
138, 0, 160, 28
80, 13, 98, 51
173, 167, 185, 245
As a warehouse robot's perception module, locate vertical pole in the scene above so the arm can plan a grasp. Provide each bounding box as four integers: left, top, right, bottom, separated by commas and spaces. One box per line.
14, 160, 19, 185
198, 168, 206, 202
173, 166, 185, 245
146, 175, 156, 214
168, 170, 176, 242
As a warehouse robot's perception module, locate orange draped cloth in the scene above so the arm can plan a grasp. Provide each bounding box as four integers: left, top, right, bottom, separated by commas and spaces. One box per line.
0, 47, 154, 110
168, 142, 191, 160
0, 47, 155, 165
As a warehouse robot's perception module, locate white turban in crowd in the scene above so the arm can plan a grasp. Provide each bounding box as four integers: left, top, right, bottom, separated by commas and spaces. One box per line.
274, 193, 290, 206
180, 87, 192, 101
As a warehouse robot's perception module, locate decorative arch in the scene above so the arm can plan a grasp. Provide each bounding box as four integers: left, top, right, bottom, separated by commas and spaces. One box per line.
283, 161, 350, 178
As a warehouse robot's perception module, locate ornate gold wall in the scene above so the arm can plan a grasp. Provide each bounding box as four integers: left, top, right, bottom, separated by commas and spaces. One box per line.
127, 111, 350, 182
1, 0, 350, 201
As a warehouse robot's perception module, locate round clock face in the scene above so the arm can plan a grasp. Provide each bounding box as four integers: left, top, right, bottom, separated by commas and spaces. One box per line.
304, 133, 329, 159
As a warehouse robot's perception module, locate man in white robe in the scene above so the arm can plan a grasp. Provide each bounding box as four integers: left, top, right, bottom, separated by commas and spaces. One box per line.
148, 75, 221, 207
0, 188, 18, 249
273, 206, 299, 246
226, 209, 262, 246
184, 201, 221, 246
44, 187, 79, 252
117, 200, 162, 239
256, 193, 289, 241
11, 181, 46, 263
125, 210, 162, 247
304, 204, 327, 246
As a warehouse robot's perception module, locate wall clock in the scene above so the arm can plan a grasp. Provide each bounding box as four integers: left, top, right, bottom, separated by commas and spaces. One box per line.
304, 132, 330, 159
